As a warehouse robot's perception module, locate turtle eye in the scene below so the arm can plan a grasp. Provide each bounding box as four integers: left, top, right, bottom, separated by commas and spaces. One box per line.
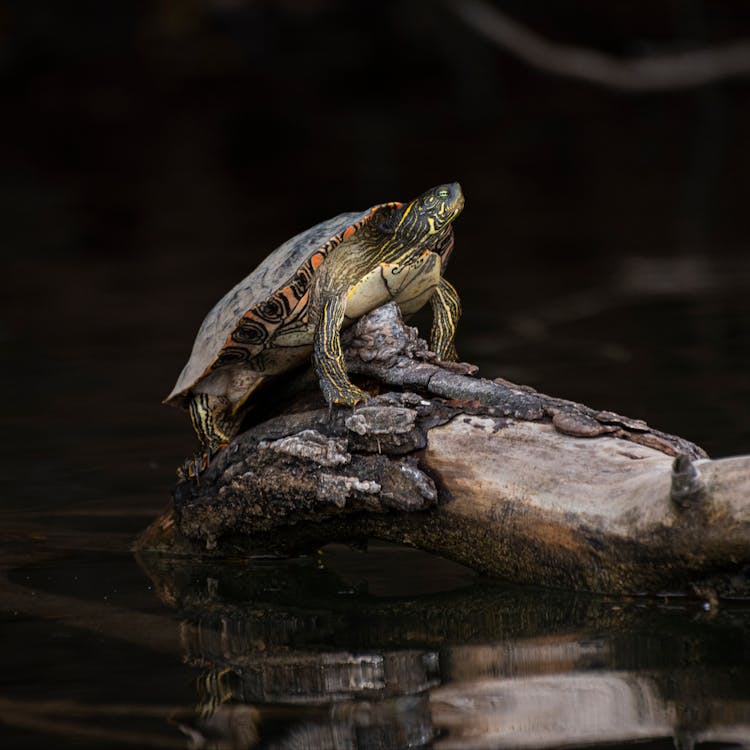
438, 189, 449, 198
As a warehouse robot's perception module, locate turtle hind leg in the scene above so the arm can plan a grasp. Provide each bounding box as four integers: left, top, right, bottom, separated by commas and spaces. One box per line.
189, 393, 238, 452
177, 393, 240, 481
429, 277, 462, 361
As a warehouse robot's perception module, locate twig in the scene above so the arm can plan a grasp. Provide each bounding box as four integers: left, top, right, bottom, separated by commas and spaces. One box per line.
448, 0, 750, 91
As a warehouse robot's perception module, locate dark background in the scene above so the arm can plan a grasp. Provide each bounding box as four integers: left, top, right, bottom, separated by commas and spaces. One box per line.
2, 0, 750, 514
2, 3, 750, 748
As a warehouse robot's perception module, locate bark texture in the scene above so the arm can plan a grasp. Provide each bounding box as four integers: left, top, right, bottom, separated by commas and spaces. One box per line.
136, 304, 750, 597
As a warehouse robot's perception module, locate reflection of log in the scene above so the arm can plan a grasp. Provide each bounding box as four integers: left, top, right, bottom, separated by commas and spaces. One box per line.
137, 304, 750, 596
137, 555, 750, 750
432, 674, 675, 750
431, 669, 750, 750
143, 554, 738, 663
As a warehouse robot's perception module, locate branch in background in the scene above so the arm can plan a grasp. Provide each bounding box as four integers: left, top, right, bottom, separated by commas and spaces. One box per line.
448, 0, 750, 91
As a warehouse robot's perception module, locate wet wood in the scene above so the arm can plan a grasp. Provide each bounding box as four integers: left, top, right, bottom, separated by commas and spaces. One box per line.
136, 303, 750, 597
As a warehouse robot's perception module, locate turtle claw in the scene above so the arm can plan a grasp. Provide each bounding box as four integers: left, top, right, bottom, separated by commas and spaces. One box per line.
321, 382, 369, 426
176, 451, 210, 484
176, 441, 230, 483
319, 377, 369, 411
333, 385, 370, 408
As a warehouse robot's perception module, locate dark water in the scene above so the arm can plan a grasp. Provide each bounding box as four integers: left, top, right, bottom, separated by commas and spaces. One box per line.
3, 3, 750, 748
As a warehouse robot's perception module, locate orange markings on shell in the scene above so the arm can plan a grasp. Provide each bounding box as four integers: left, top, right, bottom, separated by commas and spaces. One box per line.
295, 290, 311, 322
280, 285, 297, 309
200, 201, 405, 382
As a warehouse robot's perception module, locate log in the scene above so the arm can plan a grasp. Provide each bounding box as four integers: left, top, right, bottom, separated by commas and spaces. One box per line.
136, 303, 750, 597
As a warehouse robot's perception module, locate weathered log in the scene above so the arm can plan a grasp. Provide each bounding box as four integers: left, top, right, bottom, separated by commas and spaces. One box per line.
136, 304, 750, 597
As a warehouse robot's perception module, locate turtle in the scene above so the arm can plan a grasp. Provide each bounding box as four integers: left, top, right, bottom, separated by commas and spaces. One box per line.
165, 182, 465, 475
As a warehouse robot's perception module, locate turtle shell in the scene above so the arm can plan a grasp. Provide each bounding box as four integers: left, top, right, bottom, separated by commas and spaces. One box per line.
165, 202, 402, 406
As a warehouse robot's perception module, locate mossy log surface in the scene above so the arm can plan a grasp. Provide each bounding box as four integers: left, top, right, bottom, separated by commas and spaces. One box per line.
137, 304, 750, 597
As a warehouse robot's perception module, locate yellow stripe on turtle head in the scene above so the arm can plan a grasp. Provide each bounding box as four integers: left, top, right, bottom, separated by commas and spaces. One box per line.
394, 201, 414, 233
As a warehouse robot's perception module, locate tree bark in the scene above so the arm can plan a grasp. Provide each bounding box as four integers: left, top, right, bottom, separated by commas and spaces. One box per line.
136, 304, 750, 597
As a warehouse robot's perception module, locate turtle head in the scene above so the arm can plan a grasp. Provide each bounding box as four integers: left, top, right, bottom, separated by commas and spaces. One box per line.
393, 182, 464, 246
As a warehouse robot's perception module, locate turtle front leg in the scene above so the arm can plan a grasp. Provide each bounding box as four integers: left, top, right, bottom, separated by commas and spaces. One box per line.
178, 393, 241, 480
313, 293, 369, 407
429, 277, 462, 361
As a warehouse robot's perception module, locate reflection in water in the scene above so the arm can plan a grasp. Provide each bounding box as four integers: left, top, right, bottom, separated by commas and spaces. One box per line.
432, 673, 673, 749
135, 548, 750, 750
1, 530, 749, 749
